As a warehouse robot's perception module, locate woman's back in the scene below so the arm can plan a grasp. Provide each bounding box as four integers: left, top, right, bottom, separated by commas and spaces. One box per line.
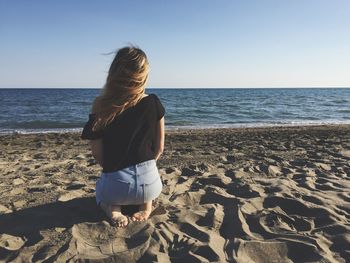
82, 93, 165, 172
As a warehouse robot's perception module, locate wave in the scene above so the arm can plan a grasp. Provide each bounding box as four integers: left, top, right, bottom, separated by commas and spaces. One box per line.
1, 120, 350, 135
0, 128, 83, 135
1, 120, 84, 129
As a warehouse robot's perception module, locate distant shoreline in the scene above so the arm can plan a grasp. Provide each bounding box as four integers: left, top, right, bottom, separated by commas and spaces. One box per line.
1, 123, 350, 136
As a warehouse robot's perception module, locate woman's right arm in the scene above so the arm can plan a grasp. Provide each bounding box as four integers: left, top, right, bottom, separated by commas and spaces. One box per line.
90, 139, 103, 166
155, 117, 165, 161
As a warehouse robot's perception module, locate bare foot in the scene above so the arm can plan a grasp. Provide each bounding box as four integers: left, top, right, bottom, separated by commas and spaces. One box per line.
110, 205, 129, 227
100, 202, 129, 227
131, 201, 152, 222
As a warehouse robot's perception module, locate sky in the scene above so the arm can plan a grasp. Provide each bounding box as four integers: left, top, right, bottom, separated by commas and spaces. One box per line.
1, 0, 350, 88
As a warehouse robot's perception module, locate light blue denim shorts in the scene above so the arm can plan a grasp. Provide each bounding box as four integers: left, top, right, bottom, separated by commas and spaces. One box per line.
95, 159, 162, 206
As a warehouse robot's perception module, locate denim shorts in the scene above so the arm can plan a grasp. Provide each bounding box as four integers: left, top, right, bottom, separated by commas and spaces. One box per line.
95, 159, 162, 206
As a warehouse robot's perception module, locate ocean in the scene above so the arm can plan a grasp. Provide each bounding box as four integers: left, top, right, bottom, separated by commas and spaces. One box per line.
0, 88, 349, 134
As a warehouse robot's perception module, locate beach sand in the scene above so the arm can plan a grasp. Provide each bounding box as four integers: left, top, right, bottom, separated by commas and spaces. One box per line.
0, 125, 350, 262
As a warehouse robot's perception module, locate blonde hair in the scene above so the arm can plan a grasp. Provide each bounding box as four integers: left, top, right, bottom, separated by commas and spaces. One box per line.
92, 46, 149, 131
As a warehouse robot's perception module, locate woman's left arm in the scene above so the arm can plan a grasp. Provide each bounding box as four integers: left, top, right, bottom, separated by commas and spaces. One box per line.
90, 139, 103, 166
154, 117, 165, 161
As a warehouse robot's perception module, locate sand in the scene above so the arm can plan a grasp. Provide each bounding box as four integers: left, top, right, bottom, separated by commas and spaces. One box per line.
0, 125, 350, 262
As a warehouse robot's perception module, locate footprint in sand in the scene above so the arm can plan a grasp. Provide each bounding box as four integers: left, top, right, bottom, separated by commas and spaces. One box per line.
155, 221, 220, 262
234, 238, 323, 263
259, 210, 313, 234
56, 221, 153, 261
263, 196, 339, 228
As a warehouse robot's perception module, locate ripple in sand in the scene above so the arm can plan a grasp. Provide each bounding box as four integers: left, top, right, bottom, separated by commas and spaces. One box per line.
340, 149, 350, 158
13, 178, 25, 185
57, 190, 86, 202
189, 163, 211, 173
0, 204, 12, 214
181, 167, 202, 177
267, 165, 281, 176
66, 182, 86, 190
226, 182, 261, 198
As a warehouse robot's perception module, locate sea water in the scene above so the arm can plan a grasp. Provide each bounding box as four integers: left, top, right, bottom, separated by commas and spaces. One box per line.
0, 88, 349, 134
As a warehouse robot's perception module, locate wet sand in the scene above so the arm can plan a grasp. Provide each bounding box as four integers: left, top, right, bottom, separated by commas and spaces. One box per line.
0, 125, 350, 262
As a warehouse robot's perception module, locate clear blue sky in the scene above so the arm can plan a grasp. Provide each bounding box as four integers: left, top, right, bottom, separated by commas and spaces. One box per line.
1, 0, 349, 88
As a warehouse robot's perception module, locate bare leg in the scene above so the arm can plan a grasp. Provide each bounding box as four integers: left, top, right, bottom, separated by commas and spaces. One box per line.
100, 202, 129, 227
131, 201, 153, 222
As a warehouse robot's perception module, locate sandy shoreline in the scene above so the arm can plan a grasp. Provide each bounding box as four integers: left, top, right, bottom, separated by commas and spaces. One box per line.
1, 125, 350, 262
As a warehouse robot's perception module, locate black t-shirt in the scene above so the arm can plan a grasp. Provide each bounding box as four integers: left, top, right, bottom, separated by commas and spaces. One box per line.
81, 94, 165, 172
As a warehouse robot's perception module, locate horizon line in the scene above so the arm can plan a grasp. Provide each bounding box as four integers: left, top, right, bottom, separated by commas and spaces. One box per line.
1, 86, 350, 89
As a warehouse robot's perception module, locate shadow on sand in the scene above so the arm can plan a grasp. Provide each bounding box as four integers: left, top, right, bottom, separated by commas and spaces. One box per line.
0, 197, 140, 246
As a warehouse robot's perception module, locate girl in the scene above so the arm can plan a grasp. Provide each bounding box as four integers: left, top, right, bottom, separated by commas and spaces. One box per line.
81, 46, 165, 227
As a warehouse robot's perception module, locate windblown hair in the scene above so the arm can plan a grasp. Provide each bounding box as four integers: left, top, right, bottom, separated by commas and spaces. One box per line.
92, 46, 149, 131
